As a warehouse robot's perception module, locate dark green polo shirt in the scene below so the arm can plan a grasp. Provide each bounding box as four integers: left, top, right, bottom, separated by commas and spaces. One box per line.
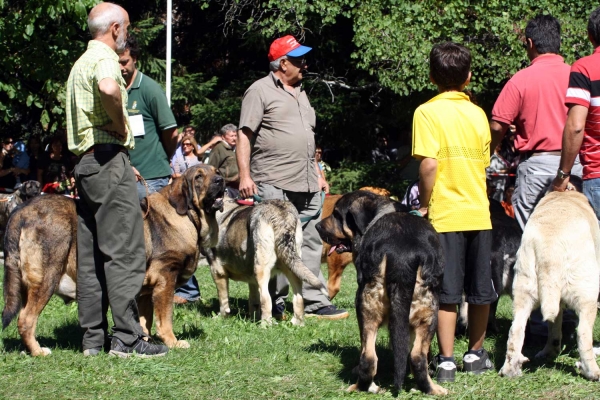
126, 71, 177, 180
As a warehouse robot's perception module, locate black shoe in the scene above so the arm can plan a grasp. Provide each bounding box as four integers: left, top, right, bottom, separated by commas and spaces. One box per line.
305, 305, 349, 320
272, 302, 287, 321
109, 336, 168, 358
434, 355, 456, 383
463, 349, 494, 374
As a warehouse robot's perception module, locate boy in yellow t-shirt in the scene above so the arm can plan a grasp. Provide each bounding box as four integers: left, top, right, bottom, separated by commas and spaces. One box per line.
412, 42, 495, 383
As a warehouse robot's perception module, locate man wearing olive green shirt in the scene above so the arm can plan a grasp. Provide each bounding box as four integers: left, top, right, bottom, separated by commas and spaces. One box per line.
66, 2, 167, 358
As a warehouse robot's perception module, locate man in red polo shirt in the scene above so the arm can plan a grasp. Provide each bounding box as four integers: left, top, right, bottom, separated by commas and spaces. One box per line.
553, 7, 600, 220
490, 15, 582, 230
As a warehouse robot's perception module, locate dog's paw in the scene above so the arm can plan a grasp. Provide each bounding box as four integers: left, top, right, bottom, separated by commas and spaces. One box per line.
367, 382, 380, 393
499, 363, 523, 378
26, 347, 52, 357
346, 383, 358, 392
345, 382, 379, 393
174, 340, 190, 349
429, 383, 449, 396
290, 317, 304, 326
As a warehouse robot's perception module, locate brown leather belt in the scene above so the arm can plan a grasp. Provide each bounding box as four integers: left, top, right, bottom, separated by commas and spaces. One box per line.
525, 150, 561, 158
82, 144, 128, 157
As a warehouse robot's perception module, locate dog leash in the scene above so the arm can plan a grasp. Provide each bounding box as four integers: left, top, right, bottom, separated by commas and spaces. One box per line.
250, 191, 326, 224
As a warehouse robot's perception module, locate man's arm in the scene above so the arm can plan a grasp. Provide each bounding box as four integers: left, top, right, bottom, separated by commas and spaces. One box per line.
198, 136, 222, 155
416, 156, 438, 217
161, 127, 178, 160
98, 78, 127, 140
237, 127, 257, 198
552, 104, 588, 191
315, 160, 329, 194
490, 120, 509, 154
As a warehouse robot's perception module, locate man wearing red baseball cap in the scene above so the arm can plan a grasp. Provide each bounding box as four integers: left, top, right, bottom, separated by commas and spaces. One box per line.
236, 35, 347, 320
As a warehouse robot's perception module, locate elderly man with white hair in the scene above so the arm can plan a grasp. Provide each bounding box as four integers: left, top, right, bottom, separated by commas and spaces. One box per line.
66, 2, 167, 358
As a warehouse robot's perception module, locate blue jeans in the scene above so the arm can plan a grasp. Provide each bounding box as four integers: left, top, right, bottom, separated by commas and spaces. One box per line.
136, 176, 170, 201
584, 178, 600, 222
175, 275, 200, 301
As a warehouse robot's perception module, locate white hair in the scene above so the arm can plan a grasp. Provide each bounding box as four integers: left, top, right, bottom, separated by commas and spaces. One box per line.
269, 55, 287, 72
87, 3, 126, 38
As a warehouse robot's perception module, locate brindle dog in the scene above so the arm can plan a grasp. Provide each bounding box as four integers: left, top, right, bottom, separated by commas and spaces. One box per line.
316, 190, 447, 396
2, 165, 224, 356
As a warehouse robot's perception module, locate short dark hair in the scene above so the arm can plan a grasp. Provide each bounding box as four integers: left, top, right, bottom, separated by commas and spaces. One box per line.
429, 42, 471, 91
525, 15, 561, 54
588, 7, 600, 45
125, 35, 141, 59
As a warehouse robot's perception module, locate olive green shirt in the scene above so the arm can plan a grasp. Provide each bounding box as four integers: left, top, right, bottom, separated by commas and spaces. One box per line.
66, 40, 134, 156
238, 72, 319, 193
207, 141, 238, 183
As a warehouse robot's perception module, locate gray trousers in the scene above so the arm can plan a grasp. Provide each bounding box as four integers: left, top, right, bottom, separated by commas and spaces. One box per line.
513, 154, 582, 333
513, 154, 582, 230
257, 182, 330, 312
75, 150, 146, 349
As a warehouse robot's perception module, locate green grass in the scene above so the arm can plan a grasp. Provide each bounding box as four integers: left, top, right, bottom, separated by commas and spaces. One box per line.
2, 263, 600, 399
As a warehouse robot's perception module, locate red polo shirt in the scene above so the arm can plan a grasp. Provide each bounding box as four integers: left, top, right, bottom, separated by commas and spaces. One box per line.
565, 47, 600, 179
491, 54, 571, 152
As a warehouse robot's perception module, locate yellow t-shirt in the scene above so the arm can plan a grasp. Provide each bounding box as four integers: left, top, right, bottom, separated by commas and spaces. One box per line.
412, 91, 491, 233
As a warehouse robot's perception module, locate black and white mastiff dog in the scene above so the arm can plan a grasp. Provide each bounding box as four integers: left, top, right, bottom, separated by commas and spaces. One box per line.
316, 190, 447, 396
204, 197, 328, 325
2, 165, 225, 356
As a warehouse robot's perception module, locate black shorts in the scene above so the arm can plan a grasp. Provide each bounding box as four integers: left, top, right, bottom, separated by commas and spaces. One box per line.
438, 229, 496, 305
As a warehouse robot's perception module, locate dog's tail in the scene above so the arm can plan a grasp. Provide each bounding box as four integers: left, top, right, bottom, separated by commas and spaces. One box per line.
272, 204, 328, 297
2, 209, 24, 329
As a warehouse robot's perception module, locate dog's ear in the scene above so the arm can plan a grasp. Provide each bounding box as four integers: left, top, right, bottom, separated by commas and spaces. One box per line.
168, 176, 191, 215
140, 197, 148, 214
346, 196, 379, 236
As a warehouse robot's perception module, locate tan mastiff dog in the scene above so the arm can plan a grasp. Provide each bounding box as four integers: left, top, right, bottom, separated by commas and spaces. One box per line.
2, 165, 225, 356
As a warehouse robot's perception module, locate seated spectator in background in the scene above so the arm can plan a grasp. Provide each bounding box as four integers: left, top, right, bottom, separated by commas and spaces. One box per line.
208, 124, 239, 197
172, 135, 203, 304
0, 138, 18, 190
38, 136, 73, 192
371, 135, 398, 163
315, 146, 331, 179
172, 137, 201, 179
502, 186, 515, 218
486, 142, 510, 201
26, 135, 42, 182
12, 140, 30, 187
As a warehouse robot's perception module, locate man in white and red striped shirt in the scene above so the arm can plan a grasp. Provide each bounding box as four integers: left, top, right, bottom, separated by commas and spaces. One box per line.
553, 6, 600, 220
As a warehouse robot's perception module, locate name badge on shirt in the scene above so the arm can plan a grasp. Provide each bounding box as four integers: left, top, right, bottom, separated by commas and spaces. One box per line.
130, 114, 145, 137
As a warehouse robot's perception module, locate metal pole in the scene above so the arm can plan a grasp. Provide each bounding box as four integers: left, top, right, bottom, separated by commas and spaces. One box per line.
166, 0, 172, 105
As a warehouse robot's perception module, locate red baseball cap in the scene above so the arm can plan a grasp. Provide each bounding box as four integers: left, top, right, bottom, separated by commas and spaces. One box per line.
268, 35, 312, 62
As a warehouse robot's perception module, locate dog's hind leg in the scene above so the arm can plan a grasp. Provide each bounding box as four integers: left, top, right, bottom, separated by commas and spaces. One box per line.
280, 268, 304, 326
254, 227, 277, 324
575, 301, 600, 380
248, 283, 260, 320
499, 286, 536, 377
18, 285, 55, 356
137, 294, 153, 336
152, 271, 189, 349
535, 307, 563, 360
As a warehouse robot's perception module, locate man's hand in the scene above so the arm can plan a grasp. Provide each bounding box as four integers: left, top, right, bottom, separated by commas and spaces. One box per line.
551, 175, 570, 192
417, 207, 429, 217
239, 176, 257, 199
132, 166, 142, 182
318, 176, 329, 194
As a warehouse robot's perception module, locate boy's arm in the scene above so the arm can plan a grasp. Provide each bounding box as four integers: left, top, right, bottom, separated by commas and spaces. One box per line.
416, 156, 437, 217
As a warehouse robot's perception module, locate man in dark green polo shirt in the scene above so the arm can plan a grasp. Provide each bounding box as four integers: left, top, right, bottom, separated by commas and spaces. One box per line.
119, 35, 178, 199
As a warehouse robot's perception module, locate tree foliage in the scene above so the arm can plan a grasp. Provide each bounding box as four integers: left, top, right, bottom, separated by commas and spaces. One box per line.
0, 0, 596, 161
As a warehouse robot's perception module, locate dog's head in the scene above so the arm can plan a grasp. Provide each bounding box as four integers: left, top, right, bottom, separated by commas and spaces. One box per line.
169, 165, 225, 216
316, 190, 401, 255
16, 180, 42, 200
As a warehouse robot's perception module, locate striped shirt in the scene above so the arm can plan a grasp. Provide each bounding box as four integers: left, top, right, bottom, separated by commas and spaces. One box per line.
565, 47, 600, 179
66, 40, 133, 156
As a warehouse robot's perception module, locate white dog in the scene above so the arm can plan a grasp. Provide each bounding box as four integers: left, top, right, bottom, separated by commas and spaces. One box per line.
499, 191, 600, 380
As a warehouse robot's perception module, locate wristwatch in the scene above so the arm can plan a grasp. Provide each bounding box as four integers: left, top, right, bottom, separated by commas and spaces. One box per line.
557, 168, 570, 179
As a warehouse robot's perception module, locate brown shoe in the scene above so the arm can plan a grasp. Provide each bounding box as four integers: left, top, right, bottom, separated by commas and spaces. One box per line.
173, 295, 188, 304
